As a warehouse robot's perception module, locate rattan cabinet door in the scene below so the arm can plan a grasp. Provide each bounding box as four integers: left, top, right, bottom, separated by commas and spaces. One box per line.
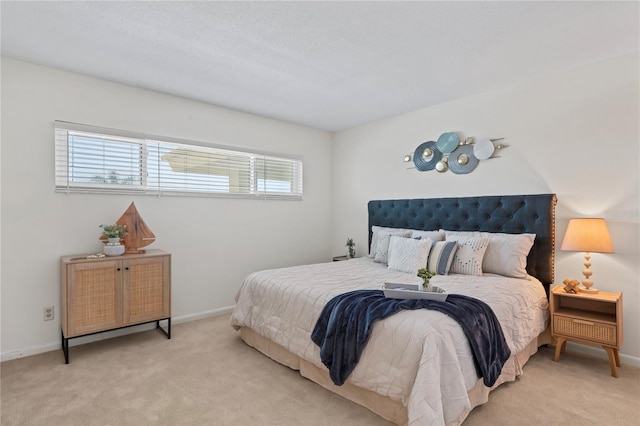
122, 254, 171, 325
66, 260, 123, 337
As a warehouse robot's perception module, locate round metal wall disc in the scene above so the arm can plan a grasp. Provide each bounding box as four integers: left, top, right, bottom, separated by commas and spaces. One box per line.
412, 141, 441, 171
448, 144, 479, 174
473, 138, 495, 160
436, 132, 459, 154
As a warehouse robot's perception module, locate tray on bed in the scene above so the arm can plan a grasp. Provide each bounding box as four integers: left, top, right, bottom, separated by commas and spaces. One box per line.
383, 287, 448, 301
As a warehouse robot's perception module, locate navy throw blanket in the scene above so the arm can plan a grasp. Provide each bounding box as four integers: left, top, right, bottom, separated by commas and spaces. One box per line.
311, 289, 511, 387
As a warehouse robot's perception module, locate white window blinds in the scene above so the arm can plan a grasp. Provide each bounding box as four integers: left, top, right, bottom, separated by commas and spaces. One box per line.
55, 121, 303, 199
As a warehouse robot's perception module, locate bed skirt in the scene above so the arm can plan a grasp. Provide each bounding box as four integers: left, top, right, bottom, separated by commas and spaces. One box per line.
239, 326, 552, 426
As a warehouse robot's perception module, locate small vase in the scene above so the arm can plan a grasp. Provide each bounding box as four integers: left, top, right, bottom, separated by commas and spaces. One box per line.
104, 238, 125, 256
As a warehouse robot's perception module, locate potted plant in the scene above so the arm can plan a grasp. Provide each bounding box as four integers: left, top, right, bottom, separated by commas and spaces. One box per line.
99, 224, 128, 256
345, 238, 356, 259
417, 268, 435, 291
100, 224, 128, 241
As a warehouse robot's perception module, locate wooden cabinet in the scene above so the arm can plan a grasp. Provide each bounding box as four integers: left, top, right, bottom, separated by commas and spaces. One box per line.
61, 250, 171, 363
550, 286, 622, 377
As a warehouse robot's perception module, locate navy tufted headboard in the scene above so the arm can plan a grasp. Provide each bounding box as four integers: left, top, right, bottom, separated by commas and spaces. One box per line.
368, 194, 557, 292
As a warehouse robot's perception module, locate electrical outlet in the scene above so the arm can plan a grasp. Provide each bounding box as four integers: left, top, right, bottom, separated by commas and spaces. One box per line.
43, 306, 54, 321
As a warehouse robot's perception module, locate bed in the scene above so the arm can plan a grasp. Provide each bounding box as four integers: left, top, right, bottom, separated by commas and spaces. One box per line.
231, 194, 557, 425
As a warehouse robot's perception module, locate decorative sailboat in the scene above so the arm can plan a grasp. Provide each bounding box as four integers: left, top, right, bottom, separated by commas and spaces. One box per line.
116, 202, 156, 254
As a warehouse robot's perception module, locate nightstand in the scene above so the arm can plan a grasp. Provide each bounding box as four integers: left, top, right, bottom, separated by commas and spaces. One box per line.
550, 286, 623, 377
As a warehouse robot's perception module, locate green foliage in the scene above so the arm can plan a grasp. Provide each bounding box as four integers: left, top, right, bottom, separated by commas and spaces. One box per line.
417, 268, 435, 288
345, 238, 356, 258
99, 224, 128, 238
91, 171, 135, 185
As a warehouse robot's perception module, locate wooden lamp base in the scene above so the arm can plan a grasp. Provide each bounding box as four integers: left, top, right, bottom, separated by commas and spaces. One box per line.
578, 252, 599, 293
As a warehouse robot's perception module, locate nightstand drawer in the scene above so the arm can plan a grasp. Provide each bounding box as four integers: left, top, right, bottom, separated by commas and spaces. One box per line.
553, 314, 617, 346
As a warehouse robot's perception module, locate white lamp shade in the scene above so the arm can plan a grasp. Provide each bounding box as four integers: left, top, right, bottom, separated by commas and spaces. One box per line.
561, 218, 614, 253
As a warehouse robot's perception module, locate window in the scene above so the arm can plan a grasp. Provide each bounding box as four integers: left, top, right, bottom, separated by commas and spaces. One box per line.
54, 121, 303, 200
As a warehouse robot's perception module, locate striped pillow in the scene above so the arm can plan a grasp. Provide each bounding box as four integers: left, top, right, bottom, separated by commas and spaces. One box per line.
427, 241, 458, 275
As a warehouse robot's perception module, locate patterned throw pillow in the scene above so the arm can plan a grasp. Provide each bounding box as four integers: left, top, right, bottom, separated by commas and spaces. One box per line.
442, 230, 535, 279
387, 237, 433, 274
370, 226, 413, 257
427, 241, 458, 275
374, 231, 412, 264
445, 235, 490, 276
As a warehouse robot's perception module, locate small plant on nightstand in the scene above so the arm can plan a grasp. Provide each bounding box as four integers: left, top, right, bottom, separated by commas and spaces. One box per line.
345, 238, 356, 259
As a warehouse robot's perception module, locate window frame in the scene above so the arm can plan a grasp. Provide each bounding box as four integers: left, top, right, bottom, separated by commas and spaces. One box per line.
54, 121, 303, 200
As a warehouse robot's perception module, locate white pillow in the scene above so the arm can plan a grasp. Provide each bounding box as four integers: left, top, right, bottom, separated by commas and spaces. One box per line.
410, 230, 445, 242
374, 231, 411, 264
370, 226, 413, 257
387, 237, 432, 274
445, 234, 490, 276
441, 229, 475, 237
482, 233, 535, 279
443, 230, 535, 279
427, 241, 458, 275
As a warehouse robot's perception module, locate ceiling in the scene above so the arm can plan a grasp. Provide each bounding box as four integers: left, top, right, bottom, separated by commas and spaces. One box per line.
1, 1, 638, 132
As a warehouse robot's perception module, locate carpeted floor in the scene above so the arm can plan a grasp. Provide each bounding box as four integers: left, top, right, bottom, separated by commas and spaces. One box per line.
1, 314, 638, 425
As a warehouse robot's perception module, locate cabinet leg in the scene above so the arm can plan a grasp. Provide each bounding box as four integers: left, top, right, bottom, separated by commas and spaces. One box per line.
156, 318, 171, 339
553, 337, 566, 362
604, 347, 619, 377
61, 329, 69, 364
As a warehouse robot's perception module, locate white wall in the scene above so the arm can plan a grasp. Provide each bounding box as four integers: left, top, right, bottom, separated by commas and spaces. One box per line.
331, 53, 640, 362
2, 53, 639, 365
0, 58, 333, 359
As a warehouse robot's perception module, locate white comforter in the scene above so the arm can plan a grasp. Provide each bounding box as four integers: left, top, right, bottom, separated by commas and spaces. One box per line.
231, 257, 549, 425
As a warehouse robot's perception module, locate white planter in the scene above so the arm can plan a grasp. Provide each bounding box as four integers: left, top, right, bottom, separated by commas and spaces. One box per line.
104, 238, 125, 256
424, 280, 433, 292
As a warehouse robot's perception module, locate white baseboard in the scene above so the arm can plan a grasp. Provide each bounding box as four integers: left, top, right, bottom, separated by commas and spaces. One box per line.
564, 342, 640, 368
0, 305, 235, 362
172, 305, 234, 324
4, 309, 639, 369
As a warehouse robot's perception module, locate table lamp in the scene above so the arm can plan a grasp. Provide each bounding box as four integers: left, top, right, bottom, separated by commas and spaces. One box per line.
560, 218, 614, 293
